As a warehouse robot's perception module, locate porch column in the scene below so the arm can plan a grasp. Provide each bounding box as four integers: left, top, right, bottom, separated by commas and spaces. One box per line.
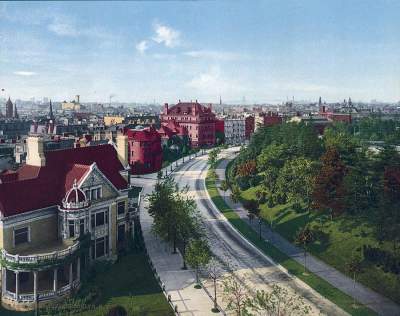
15, 271, 19, 301
53, 268, 58, 292
77, 257, 81, 282
69, 263, 73, 288
33, 271, 38, 299
2, 268, 6, 294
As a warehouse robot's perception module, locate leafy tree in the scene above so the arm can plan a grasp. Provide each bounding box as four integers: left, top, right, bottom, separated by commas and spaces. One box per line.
243, 199, 260, 222
231, 184, 241, 203
312, 147, 347, 218
220, 180, 229, 202
148, 178, 203, 255
185, 239, 211, 287
275, 157, 315, 209
208, 147, 221, 168
237, 160, 257, 177
346, 254, 363, 307
222, 274, 249, 316
246, 284, 311, 316
295, 226, 314, 273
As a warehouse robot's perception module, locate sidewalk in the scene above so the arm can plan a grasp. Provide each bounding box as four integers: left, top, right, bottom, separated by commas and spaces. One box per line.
215, 155, 400, 316
136, 154, 217, 316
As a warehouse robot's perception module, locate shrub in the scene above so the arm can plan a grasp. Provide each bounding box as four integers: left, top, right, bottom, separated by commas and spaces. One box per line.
107, 305, 127, 316
363, 245, 400, 275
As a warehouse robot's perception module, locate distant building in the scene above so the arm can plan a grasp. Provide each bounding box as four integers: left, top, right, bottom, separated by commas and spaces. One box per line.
104, 116, 124, 127
61, 95, 81, 111
245, 116, 255, 139
255, 112, 282, 129
224, 117, 246, 145
124, 127, 163, 175
318, 97, 352, 123
123, 115, 160, 129
5, 97, 13, 118
157, 121, 188, 146
161, 101, 216, 148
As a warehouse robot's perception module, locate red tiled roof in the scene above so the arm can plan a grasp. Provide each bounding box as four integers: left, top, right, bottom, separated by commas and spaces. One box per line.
167, 102, 213, 115
125, 127, 161, 142
0, 144, 127, 217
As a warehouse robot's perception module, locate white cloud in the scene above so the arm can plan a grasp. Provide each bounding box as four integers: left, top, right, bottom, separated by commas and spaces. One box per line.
14, 71, 36, 76
48, 18, 79, 37
136, 40, 149, 54
152, 23, 180, 48
183, 50, 244, 61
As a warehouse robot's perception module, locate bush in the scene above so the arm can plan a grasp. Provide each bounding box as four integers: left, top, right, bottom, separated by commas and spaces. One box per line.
363, 245, 400, 275
107, 305, 127, 316
236, 176, 250, 190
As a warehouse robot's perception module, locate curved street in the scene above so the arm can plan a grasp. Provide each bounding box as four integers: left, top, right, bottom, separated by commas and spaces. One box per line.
170, 153, 348, 316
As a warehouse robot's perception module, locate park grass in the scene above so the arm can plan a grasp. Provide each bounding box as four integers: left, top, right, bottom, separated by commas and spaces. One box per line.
0, 253, 173, 316
78, 253, 173, 316
206, 169, 377, 316
239, 183, 400, 305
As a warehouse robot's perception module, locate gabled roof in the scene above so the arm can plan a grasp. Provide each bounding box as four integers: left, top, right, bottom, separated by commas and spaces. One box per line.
0, 144, 127, 217
125, 127, 161, 142
166, 101, 214, 116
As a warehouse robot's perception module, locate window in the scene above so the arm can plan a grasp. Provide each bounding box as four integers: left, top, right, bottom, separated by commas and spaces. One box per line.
80, 219, 85, 235
14, 227, 29, 245
96, 212, 105, 227
96, 237, 105, 258
68, 220, 75, 238
117, 201, 125, 215
91, 214, 95, 229
96, 188, 101, 199
91, 188, 97, 200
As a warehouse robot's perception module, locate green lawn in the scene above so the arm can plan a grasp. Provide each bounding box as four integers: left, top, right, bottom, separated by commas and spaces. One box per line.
206, 169, 377, 316
239, 183, 400, 305
0, 253, 173, 316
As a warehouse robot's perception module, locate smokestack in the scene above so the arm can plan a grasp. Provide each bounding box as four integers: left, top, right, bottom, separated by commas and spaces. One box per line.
26, 136, 46, 167
75, 95, 80, 103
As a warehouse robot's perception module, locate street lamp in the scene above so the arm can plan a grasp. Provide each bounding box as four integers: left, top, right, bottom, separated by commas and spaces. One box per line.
258, 217, 262, 240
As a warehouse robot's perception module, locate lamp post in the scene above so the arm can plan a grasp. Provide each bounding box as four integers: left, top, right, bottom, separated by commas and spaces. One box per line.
258, 217, 262, 240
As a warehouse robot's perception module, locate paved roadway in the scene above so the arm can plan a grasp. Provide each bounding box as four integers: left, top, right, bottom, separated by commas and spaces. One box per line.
170, 153, 348, 316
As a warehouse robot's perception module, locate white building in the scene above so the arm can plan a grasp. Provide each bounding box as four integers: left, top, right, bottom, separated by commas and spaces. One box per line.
224, 117, 246, 145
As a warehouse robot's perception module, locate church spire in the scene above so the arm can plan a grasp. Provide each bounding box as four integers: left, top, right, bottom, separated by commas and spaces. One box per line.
49, 99, 54, 121
13, 102, 18, 119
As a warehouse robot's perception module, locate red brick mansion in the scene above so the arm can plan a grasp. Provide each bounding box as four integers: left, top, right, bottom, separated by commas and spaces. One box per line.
161, 101, 216, 148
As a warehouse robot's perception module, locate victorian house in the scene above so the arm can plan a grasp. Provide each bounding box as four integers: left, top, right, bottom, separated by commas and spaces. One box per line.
0, 135, 138, 311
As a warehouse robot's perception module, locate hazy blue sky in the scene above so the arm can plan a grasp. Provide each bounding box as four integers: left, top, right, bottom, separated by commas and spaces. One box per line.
1, 1, 399, 103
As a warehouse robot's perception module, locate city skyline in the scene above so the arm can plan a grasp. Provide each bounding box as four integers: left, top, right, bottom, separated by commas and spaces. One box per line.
1, 1, 399, 103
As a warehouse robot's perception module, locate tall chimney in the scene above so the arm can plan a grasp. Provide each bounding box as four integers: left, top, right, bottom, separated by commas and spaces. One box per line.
75, 95, 80, 103
116, 133, 129, 167
26, 136, 46, 167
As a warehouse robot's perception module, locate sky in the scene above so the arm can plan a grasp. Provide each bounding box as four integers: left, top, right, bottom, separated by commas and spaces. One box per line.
0, 0, 399, 104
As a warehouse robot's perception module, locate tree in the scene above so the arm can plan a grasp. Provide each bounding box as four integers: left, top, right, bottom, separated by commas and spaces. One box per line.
295, 226, 314, 274
175, 192, 204, 269
222, 274, 249, 316
346, 255, 363, 307
275, 157, 315, 209
220, 180, 229, 202
243, 199, 260, 222
148, 178, 203, 256
246, 284, 311, 316
208, 148, 221, 168
185, 239, 211, 288
237, 160, 257, 177
207, 258, 223, 313
231, 185, 241, 204
312, 147, 347, 219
